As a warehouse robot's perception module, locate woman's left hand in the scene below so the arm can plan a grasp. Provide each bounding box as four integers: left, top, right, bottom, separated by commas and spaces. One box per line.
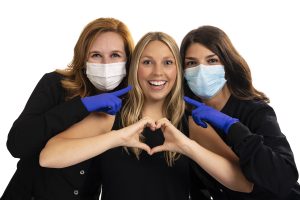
150, 118, 191, 155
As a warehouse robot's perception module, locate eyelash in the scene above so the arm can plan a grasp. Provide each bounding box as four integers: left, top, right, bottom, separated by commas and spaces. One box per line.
91, 53, 101, 58
208, 58, 219, 63
142, 60, 174, 65
165, 60, 173, 65
90, 53, 121, 58
111, 53, 121, 58
185, 61, 197, 67
142, 60, 151, 65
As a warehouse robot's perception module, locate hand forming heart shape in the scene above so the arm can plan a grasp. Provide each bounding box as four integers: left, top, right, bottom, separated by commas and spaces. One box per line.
118, 117, 190, 156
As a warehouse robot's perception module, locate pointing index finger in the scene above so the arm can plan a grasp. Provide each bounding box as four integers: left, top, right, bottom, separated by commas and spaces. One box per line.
110, 85, 132, 97
183, 96, 203, 107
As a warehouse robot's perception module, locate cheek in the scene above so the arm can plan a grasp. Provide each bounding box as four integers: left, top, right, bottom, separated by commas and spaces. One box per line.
137, 67, 147, 85
169, 68, 177, 82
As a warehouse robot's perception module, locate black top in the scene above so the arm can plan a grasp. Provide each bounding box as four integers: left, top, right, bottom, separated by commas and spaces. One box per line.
2, 72, 101, 200
190, 95, 300, 200
93, 112, 190, 200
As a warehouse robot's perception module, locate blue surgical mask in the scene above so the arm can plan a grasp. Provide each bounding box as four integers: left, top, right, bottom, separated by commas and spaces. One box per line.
184, 64, 226, 99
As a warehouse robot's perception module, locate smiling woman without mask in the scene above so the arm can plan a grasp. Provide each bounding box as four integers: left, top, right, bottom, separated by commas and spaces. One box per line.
39, 32, 253, 200
180, 25, 300, 199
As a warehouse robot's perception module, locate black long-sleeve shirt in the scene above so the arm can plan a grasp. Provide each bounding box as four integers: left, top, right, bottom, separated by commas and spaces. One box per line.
190, 95, 300, 200
2, 72, 101, 200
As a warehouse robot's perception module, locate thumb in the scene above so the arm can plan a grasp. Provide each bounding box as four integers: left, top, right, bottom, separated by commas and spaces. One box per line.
110, 85, 132, 97
150, 145, 166, 155
136, 143, 151, 155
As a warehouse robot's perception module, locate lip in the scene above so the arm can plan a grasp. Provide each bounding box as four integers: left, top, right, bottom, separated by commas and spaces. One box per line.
147, 80, 167, 90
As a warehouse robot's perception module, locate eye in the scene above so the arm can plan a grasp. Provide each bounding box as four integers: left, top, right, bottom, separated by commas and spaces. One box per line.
185, 60, 198, 68
142, 59, 152, 65
164, 60, 174, 65
111, 53, 121, 58
91, 53, 102, 58
207, 58, 220, 64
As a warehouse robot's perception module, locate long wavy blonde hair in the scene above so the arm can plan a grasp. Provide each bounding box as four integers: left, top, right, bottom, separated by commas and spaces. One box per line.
121, 32, 185, 166
56, 17, 134, 100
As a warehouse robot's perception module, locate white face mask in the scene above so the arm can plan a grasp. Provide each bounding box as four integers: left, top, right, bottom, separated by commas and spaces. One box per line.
86, 62, 126, 91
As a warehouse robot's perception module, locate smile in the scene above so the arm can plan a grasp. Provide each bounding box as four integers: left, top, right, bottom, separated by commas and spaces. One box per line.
148, 80, 167, 86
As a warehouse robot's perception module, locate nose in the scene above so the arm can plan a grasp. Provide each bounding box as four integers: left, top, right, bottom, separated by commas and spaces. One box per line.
153, 64, 163, 75
101, 57, 109, 64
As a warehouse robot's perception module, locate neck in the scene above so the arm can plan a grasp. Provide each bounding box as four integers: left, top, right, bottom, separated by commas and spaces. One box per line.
203, 84, 231, 111
142, 100, 165, 120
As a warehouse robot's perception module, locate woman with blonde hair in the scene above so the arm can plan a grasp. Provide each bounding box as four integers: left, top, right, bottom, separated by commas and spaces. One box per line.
40, 31, 253, 200
2, 17, 134, 199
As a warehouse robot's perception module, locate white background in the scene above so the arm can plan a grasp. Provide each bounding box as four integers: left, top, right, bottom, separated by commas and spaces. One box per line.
0, 0, 299, 195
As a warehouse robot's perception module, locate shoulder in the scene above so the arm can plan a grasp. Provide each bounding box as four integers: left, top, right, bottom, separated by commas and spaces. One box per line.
230, 96, 276, 118
40, 71, 64, 84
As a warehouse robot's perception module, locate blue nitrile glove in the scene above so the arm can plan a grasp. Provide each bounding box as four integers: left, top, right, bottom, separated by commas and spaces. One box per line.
184, 96, 239, 134
81, 85, 132, 115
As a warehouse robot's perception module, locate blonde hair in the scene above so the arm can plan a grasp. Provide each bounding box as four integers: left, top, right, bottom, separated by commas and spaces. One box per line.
56, 17, 134, 99
121, 32, 185, 166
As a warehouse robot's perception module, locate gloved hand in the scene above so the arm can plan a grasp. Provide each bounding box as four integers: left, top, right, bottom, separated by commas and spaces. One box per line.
184, 96, 238, 134
81, 85, 132, 115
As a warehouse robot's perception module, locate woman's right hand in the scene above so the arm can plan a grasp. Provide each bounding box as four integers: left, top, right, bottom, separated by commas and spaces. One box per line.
81, 85, 132, 114
116, 116, 156, 154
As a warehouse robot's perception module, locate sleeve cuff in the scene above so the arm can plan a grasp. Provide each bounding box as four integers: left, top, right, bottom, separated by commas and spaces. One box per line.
226, 122, 253, 147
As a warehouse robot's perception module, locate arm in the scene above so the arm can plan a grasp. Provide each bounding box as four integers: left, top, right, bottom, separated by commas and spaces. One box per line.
39, 114, 155, 168
226, 106, 299, 197
151, 118, 253, 193
7, 72, 89, 158
185, 96, 298, 197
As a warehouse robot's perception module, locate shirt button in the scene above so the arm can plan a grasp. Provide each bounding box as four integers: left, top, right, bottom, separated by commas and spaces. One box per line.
74, 190, 79, 195
219, 188, 223, 192
210, 196, 214, 200
80, 170, 85, 175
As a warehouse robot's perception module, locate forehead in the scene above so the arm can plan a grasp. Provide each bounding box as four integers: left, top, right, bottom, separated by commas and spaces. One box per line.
90, 31, 125, 52
141, 40, 173, 57
185, 43, 214, 57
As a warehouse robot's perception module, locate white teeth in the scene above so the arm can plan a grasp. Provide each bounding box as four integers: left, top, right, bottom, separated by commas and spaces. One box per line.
149, 80, 166, 86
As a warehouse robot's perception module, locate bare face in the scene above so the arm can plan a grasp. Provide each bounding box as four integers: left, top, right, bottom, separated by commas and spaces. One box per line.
87, 32, 126, 64
184, 43, 222, 69
137, 40, 177, 103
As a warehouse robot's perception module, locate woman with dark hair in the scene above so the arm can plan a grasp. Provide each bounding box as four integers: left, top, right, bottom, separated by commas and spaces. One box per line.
180, 25, 300, 199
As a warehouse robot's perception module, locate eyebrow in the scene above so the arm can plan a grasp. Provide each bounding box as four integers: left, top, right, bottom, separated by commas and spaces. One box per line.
141, 55, 175, 59
185, 54, 217, 60
88, 50, 125, 54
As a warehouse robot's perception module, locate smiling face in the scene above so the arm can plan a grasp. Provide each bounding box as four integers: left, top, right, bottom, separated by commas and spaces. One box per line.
87, 31, 127, 64
137, 40, 177, 103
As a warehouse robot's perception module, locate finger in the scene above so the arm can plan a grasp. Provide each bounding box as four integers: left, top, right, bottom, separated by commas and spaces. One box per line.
110, 85, 132, 97
141, 117, 156, 129
136, 143, 151, 155
155, 118, 169, 129
183, 96, 203, 107
192, 115, 207, 128
106, 98, 121, 115
150, 145, 166, 155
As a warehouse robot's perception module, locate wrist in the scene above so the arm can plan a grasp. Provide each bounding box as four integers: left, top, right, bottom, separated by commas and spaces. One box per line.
178, 139, 198, 157
106, 130, 124, 148
224, 118, 239, 134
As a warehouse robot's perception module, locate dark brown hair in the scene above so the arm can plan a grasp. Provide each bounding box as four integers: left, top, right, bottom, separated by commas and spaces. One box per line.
180, 25, 269, 103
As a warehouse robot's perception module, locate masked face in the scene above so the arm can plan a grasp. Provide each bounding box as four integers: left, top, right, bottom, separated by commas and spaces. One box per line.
86, 31, 127, 91
184, 64, 226, 99
86, 62, 126, 91
184, 43, 227, 99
